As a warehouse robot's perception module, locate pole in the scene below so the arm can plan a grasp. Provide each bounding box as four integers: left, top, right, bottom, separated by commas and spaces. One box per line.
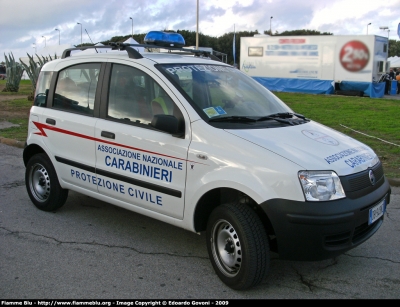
196, 0, 199, 49
77, 23, 82, 46
233, 24, 236, 67
130, 17, 133, 38
270, 16, 273, 35
55, 29, 60, 45
367, 23, 371, 35
42, 36, 46, 47
387, 29, 390, 55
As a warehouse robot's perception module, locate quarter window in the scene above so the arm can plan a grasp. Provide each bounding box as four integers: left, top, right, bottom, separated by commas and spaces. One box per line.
53, 63, 101, 115
34, 71, 53, 107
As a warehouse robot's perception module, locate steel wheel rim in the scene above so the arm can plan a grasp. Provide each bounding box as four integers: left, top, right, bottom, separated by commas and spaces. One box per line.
210, 219, 242, 277
29, 163, 51, 202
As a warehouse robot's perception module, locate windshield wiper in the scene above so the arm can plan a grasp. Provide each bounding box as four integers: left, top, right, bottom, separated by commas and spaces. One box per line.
267, 112, 293, 118
209, 116, 257, 123
260, 112, 305, 119
256, 116, 294, 125
256, 112, 309, 125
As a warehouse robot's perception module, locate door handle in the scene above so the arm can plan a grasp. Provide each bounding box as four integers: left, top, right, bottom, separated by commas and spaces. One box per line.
46, 118, 56, 125
101, 131, 115, 139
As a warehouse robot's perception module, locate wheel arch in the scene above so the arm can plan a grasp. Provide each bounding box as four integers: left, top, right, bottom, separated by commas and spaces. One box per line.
23, 144, 46, 166
193, 187, 276, 250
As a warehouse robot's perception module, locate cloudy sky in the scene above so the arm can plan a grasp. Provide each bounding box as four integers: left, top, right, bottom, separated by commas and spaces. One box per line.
1, 0, 399, 61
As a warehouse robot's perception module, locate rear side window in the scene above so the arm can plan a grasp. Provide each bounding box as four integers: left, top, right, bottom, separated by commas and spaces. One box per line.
53, 63, 101, 116
34, 71, 53, 107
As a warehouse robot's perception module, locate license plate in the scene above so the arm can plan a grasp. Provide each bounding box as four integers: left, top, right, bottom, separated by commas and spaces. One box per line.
368, 199, 386, 225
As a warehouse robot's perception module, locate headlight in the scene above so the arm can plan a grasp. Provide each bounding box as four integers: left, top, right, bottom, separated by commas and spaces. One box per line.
298, 171, 345, 201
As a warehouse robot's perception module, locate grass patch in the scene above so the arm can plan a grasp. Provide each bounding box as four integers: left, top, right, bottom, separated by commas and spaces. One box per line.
0, 118, 29, 141
1, 97, 32, 111
0, 80, 32, 142
0, 79, 32, 95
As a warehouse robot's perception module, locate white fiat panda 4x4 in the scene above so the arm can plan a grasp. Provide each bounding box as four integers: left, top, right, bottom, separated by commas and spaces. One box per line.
23, 31, 391, 290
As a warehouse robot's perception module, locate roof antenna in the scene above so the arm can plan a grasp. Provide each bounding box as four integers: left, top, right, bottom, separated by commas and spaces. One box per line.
85, 29, 98, 53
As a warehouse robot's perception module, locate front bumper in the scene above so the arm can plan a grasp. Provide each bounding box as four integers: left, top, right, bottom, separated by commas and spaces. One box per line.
260, 175, 391, 261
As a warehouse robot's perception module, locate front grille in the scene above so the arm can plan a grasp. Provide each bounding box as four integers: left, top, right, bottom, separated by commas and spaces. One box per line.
322, 162, 388, 249
339, 162, 385, 199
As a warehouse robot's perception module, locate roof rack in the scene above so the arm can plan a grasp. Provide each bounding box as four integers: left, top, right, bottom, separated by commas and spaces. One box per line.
61, 43, 221, 62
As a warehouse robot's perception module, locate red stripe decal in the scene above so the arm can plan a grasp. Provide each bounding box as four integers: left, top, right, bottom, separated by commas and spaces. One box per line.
32, 121, 202, 164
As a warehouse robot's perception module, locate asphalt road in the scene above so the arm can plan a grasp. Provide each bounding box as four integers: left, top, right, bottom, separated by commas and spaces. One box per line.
0, 143, 399, 300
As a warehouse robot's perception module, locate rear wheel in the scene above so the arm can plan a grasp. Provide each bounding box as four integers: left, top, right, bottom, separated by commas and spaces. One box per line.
25, 153, 68, 211
206, 202, 270, 290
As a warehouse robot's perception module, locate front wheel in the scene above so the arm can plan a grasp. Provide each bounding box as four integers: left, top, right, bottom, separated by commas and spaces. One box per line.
206, 202, 270, 290
25, 153, 68, 211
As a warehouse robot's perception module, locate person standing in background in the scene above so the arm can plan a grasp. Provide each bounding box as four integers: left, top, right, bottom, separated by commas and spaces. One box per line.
395, 68, 400, 94
389, 68, 395, 80
383, 70, 392, 95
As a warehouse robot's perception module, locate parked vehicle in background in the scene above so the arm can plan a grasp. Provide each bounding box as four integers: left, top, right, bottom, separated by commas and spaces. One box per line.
240, 34, 389, 98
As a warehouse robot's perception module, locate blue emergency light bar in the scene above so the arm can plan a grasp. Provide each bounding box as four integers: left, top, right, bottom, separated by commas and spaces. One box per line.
144, 31, 185, 47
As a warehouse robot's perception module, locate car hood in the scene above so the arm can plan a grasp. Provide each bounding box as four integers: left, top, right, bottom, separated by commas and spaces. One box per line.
225, 121, 378, 176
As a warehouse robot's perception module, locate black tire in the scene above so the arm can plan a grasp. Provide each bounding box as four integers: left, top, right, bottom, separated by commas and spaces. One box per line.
25, 153, 68, 211
206, 202, 270, 290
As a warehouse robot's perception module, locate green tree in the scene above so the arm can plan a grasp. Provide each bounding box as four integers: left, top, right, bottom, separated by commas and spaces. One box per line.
177, 30, 218, 48
271, 29, 333, 36
389, 39, 400, 58
76, 43, 95, 47
101, 34, 150, 45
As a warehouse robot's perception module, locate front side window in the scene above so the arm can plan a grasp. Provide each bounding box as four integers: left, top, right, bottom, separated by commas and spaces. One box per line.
53, 63, 101, 115
107, 64, 181, 126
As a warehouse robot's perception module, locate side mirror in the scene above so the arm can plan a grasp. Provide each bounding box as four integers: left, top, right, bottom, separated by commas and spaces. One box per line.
151, 114, 183, 137
34, 91, 48, 107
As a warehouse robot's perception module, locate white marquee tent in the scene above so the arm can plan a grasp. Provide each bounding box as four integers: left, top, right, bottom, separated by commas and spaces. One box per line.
19, 44, 74, 65
388, 56, 400, 68
123, 37, 145, 53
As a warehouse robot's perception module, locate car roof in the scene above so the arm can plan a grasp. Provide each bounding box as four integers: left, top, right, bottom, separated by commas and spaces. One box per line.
41, 50, 228, 71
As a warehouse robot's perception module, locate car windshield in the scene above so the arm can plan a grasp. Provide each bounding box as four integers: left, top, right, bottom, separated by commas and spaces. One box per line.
157, 63, 293, 121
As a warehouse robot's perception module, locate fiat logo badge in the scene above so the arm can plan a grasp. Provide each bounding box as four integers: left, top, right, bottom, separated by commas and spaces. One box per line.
369, 170, 375, 185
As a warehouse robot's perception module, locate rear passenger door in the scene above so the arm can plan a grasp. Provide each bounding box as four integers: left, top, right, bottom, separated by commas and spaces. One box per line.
40, 62, 103, 192
94, 62, 190, 219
